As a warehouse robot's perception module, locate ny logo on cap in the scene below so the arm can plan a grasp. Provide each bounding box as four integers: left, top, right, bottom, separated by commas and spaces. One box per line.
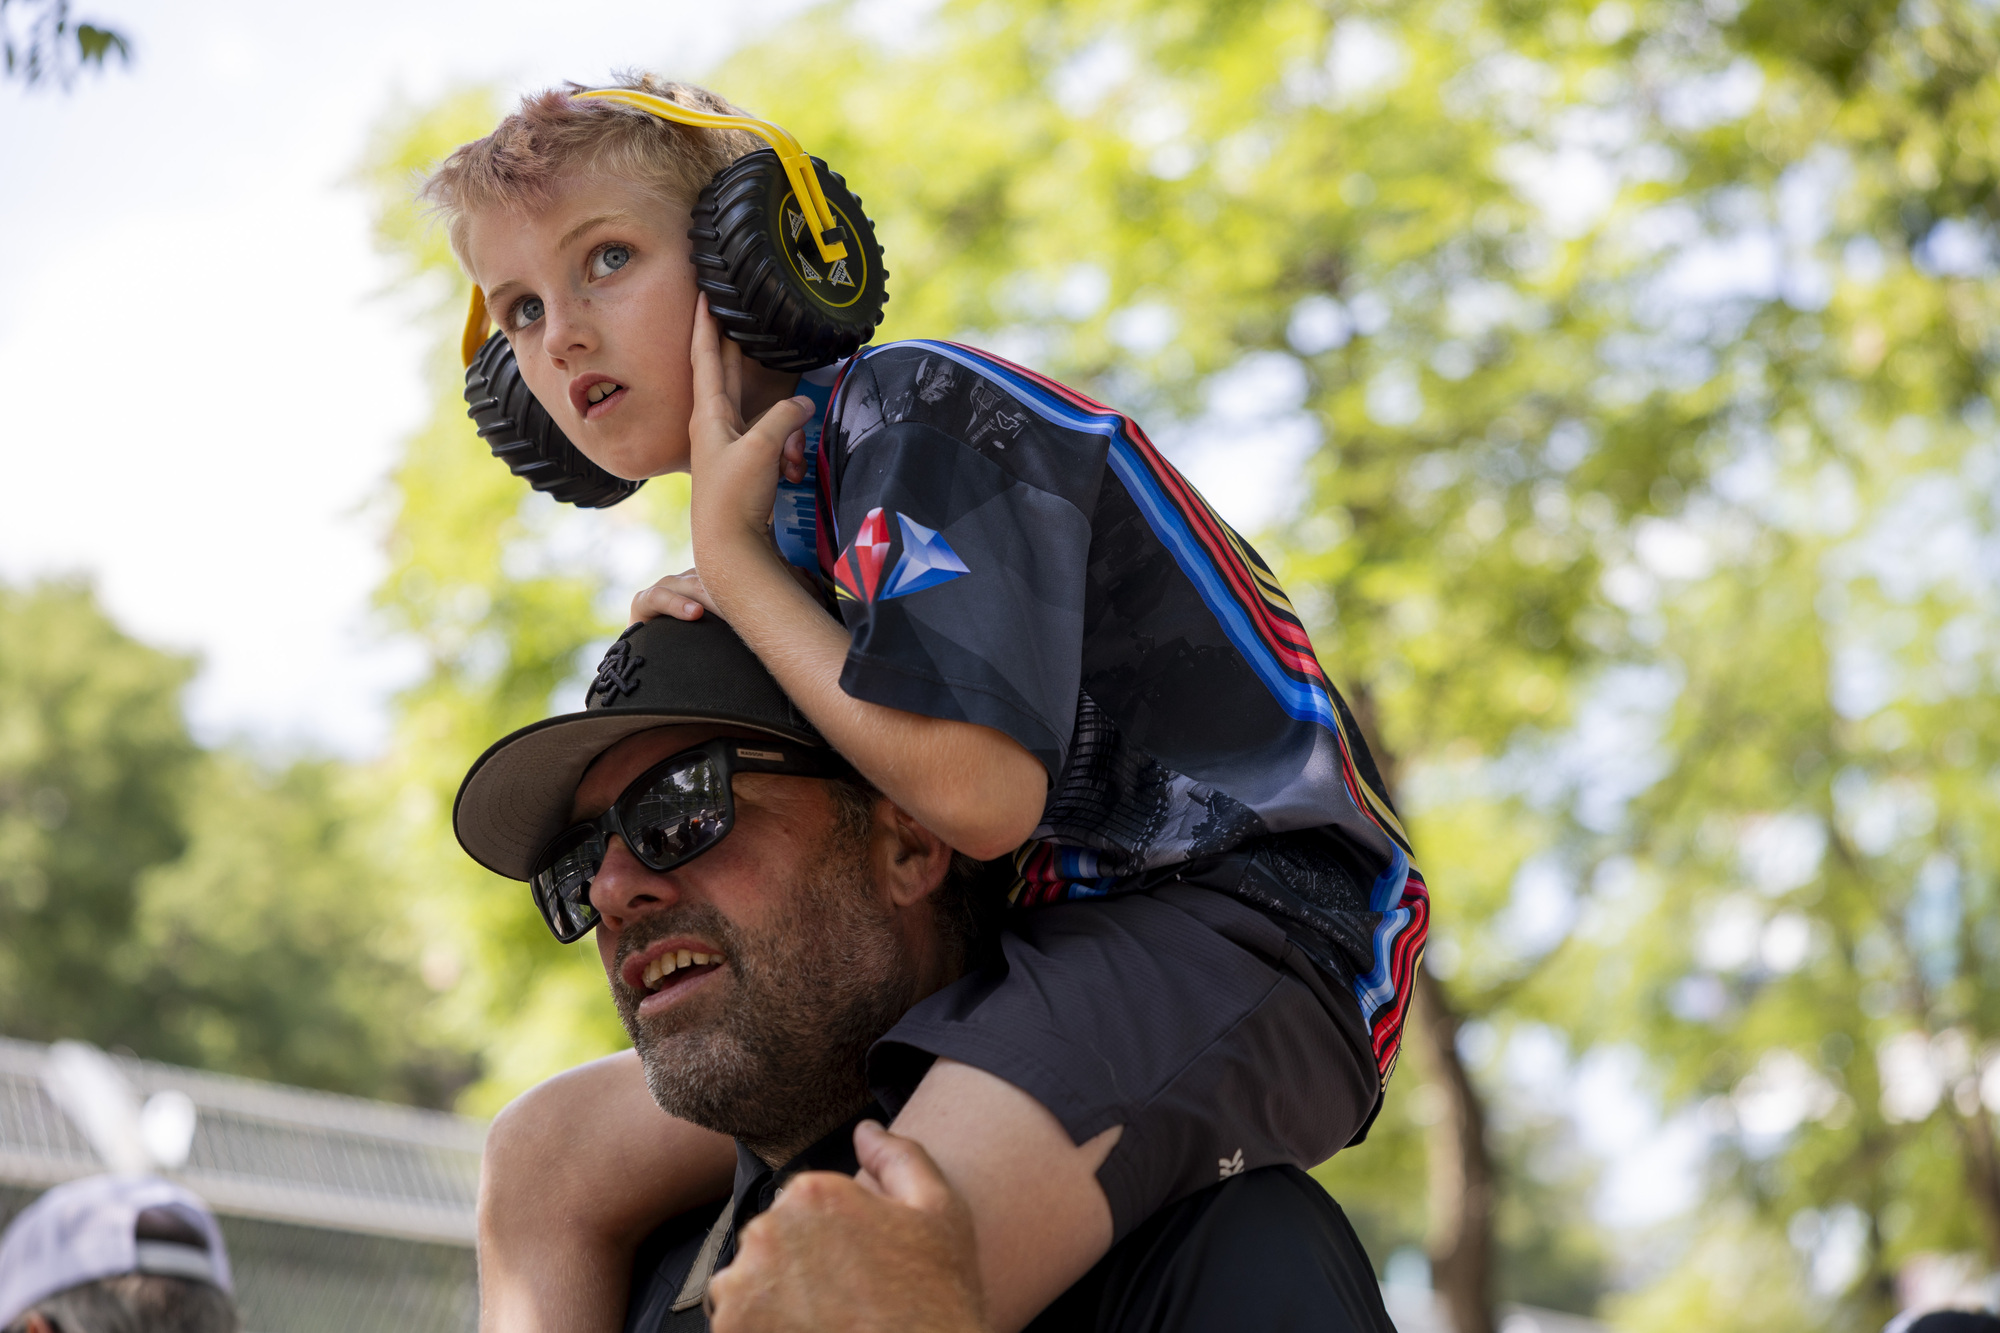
591, 638, 646, 701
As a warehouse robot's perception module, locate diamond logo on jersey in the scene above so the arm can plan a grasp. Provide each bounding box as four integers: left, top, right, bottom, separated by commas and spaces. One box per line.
882, 513, 970, 599
834, 508, 970, 603
833, 507, 893, 601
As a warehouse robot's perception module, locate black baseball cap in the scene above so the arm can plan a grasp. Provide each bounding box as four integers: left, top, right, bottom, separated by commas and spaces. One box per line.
454, 615, 825, 881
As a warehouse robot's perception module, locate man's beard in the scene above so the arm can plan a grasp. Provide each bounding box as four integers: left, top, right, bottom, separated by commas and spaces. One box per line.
610, 813, 916, 1161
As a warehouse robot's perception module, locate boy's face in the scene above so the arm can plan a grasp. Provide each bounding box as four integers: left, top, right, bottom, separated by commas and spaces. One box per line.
466, 171, 699, 480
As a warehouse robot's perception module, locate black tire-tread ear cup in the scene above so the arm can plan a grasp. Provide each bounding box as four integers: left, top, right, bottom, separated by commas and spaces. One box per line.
462, 331, 644, 509
689, 150, 889, 372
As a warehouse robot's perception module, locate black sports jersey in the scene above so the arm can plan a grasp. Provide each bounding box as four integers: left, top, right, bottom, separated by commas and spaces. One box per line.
803, 341, 1428, 1076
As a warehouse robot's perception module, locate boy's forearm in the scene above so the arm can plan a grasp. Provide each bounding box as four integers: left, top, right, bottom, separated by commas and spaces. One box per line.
697, 535, 1045, 859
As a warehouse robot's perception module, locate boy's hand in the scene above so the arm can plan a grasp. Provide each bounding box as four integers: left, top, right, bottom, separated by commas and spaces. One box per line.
688, 294, 816, 569
630, 563, 824, 626
631, 568, 715, 623
707, 1122, 988, 1333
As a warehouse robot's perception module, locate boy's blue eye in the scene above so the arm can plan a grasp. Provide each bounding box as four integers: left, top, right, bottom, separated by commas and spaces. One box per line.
591, 245, 631, 279
513, 296, 545, 329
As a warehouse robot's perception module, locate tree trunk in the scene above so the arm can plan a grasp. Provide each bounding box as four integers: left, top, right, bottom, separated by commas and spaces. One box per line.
1345, 681, 1498, 1333
1412, 963, 1499, 1333
1954, 1098, 2000, 1268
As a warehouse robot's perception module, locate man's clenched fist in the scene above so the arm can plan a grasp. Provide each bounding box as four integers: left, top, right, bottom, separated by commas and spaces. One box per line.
707, 1122, 989, 1333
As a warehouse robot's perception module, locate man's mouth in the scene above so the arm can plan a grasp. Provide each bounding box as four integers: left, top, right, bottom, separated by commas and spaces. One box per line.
586, 381, 623, 405
642, 948, 724, 993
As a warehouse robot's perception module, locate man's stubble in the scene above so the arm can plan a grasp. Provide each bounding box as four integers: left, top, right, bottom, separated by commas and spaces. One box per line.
611, 806, 917, 1162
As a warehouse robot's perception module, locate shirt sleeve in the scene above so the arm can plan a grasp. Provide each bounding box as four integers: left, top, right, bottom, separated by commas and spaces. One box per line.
822, 345, 1106, 779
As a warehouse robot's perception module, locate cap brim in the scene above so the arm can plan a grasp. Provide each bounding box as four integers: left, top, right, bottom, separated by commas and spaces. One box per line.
453, 705, 823, 881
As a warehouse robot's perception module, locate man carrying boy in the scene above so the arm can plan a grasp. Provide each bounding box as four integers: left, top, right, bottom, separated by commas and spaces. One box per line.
429, 75, 1428, 1331
458, 615, 1397, 1331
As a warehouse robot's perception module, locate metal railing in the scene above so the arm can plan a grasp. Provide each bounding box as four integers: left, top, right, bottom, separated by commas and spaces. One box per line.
0, 1036, 484, 1332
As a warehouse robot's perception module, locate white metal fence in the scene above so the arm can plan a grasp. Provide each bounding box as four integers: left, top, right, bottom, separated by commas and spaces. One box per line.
0, 1036, 482, 1332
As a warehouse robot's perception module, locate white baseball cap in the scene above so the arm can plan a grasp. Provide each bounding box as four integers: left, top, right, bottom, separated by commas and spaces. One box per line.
0, 1175, 232, 1326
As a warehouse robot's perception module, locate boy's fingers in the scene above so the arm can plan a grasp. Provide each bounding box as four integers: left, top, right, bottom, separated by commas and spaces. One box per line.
630, 586, 705, 623
720, 332, 743, 411
781, 429, 808, 483
630, 571, 714, 623
852, 1121, 955, 1215
689, 293, 726, 409
743, 397, 817, 453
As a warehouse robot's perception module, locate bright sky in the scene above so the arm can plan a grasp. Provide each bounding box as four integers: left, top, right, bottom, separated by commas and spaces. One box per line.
0, 0, 812, 755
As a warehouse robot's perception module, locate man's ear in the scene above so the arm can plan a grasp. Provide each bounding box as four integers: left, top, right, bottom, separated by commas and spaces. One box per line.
870, 799, 954, 909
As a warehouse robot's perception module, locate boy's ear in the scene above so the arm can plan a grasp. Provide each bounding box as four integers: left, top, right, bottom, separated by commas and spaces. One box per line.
870, 798, 953, 909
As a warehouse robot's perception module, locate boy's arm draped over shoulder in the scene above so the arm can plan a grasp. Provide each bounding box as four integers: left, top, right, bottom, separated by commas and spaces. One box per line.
672, 302, 1047, 860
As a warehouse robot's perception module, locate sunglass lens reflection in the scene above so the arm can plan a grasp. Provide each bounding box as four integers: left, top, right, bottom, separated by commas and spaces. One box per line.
534, 826, 606, 941
623, 755, 731, 867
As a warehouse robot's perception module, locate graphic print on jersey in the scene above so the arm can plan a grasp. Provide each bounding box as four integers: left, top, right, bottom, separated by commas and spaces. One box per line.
816, 340, 1430, 1078
832, 506, 973, 604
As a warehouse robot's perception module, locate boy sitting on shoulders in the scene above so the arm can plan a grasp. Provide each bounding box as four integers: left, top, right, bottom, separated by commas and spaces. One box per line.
425, 74, 1429, 1332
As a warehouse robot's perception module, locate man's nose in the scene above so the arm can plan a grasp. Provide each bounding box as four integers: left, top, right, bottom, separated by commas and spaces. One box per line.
589, 837, 679, 927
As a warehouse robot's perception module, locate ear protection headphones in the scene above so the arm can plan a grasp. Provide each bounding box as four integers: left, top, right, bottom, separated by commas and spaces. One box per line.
459, 88, 890, 508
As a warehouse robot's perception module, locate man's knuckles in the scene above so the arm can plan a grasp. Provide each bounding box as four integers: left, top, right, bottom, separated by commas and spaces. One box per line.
773, 1170, 856, 1211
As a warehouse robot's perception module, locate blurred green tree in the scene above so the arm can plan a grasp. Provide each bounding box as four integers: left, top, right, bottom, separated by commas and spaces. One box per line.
130, 752, 475, 1106
0, 579, 198, 1045
358, 0, 2000, 1325
0, 579, 469, 1105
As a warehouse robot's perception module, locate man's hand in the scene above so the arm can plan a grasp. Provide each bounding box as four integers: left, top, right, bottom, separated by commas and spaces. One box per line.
687, 293, 816, 574
707, 1122, 990, 1333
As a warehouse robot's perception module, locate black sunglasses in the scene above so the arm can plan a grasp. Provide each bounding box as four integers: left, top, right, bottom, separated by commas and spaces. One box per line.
530, 736, 855, 943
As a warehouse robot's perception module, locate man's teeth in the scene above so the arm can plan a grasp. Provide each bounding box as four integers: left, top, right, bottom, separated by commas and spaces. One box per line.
642, 950, 720, 988
586, 382, 622, 405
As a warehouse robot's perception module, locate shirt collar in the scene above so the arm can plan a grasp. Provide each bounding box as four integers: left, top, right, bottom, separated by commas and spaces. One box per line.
727, 1103, 885, 1233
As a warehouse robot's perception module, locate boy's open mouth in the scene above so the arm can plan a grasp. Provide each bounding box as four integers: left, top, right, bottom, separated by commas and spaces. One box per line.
571, 375, 628, 420
584, 382, 626, 418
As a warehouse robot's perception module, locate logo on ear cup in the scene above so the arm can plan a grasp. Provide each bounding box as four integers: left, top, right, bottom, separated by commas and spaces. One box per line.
781, 196, 869, 309
690, 148, 888, 373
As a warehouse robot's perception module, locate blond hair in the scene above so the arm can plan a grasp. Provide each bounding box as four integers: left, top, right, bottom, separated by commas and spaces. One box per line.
422, 72, 763, 269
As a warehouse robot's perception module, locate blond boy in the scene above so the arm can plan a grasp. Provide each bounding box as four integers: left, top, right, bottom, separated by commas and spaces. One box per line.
428, 74, 1428, 1331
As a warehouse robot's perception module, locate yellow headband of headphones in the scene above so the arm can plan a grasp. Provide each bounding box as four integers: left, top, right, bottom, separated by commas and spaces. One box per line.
461, 88, 849, 367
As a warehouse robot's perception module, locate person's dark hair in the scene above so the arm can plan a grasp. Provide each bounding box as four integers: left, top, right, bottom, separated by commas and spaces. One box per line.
827, 779, 1007, 974
5, 1274, 239, 1333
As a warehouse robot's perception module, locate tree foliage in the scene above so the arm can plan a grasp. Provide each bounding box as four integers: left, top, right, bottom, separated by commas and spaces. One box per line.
347, 0, 2000, 1322
1, 0, 128, 88
0, 580, 469, 1106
